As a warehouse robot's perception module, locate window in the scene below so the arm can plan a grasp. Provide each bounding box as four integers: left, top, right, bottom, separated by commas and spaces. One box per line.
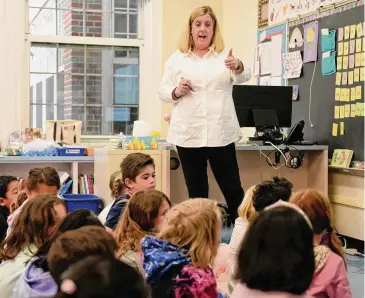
28, 0, 142, 135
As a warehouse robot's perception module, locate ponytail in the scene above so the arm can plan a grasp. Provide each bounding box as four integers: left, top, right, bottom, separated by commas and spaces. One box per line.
111, 177, 125, 198
328, 229, 345, 263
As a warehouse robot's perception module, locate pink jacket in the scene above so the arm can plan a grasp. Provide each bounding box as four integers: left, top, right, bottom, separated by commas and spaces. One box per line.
308, 249, 352, 298
231, 283, 312, 298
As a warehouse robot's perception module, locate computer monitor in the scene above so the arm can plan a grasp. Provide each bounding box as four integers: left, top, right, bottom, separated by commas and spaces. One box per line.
232, 85, 293, 128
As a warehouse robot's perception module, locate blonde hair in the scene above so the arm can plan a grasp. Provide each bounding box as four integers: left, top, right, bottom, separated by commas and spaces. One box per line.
237, 185, 257, 222
109, 171, 124, 198
158, 199, 221, 269
178, 6, 225, 53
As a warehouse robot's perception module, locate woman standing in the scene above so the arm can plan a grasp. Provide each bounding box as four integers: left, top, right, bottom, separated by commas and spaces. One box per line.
159, 6, 251, 223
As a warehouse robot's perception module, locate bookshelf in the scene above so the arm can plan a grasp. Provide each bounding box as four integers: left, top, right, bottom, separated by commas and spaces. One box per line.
0, 156, 94, 194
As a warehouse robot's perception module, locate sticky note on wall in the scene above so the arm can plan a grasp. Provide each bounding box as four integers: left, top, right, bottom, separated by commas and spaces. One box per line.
332, 123, 338, 136
336, 72, 342, 85
338, 42, 344, 55
344, 41, 349, 55
357, 23, 363, 37
350, 25, 356, 39
340, 122, 345, 135
356, 38, 362, 52
355, 53, 361, 67
334, 106, 340, 119
337, 57, 343, 70
357, 102, 365, 116
348, 71, 354, 85
343, 56, 349, 69
349, 55, 355, 69
335, 88, 341, 101
342, 72, 348, 85
344, 26, 350, 39
344, 104, 350, 118
356, 85, 362, 100
361, 68, 365, 81
340, 105, 345, 118
351, 104, 357, 117
351, 87, 356, 101
354, 68, 360, 82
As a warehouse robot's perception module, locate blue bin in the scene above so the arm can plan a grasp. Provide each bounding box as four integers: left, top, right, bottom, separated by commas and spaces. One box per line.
57, 148, 86, 156
61, 194, 100, 214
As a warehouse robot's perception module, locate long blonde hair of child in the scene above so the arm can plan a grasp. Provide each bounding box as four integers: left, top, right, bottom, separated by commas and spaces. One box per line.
158, 198, 221, 269
237, 185, 257, 222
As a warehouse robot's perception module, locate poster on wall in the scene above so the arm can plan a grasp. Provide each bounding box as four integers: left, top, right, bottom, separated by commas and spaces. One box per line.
303, 21, 319, 63
268, 0, 345, 26
283, 51, 303, 79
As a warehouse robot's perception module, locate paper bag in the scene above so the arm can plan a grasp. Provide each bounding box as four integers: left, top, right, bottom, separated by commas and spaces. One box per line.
46, 120, 82, 144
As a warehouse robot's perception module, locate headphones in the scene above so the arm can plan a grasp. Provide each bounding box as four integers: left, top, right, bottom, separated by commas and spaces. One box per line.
286, 147, 306, 169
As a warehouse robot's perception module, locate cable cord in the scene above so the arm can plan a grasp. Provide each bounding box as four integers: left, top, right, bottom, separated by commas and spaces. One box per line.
308, 59, 317, 128
249, 142, 287, 170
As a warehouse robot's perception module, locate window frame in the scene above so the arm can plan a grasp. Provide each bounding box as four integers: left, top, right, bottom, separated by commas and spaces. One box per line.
26, 0, 144, 137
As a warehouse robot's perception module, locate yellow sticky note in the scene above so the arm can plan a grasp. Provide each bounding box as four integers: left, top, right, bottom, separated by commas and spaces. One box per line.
334, 106, 340, 119
350, 25, 356, 39
343, 56, 349, 69
357, 102, 365, 116
339, 105, 345, 118
357, 23, 363, 37
363, 37, 365, 51
343, 41, 349, 55
332, 123, 338, 136
340, 88, 347, 101
354, 68, 360, 82
335, 72, 342, 85
351, 87, 356, 101
351, 104, 357, 117
356, 85, 362, 100
335, 88, 341, 101
337, 56, 343, 70
355, 53, 361, 67
361, 68, 365, 81
348, 71, 354, 85
361, 53, 365, 67
340, 122, 345, 135
356, 38, 362, 52
344, 104, 350, 118
344, 26, 350, 40
345, 88, 350, 102
338, 42, 344, 56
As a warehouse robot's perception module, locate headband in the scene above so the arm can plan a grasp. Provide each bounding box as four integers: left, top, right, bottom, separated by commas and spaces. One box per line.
265, 200, 313, 230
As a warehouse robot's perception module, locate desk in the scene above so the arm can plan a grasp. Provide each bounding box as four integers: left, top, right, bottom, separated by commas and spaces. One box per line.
161, 144, 328, 204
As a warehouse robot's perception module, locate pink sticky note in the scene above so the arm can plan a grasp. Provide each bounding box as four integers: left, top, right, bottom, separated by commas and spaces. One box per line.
338, 27, 344, 41
349, 54, 355, 69
342, 71, 348, 85
350, 40, 355, 54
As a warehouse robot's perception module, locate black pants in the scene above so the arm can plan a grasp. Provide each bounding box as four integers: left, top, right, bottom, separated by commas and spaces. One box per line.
176, 143, 244, 224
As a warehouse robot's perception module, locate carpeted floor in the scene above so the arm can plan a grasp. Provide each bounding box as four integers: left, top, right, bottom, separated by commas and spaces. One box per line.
346, 254, 364, 298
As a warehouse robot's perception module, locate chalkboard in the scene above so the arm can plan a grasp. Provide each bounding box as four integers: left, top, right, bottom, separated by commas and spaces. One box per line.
288, 4, 364, 161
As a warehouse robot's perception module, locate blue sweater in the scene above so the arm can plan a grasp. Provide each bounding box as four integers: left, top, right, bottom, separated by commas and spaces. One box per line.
104, 194, 130, 230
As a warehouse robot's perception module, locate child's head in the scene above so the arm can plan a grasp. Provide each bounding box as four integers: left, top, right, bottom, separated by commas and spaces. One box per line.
290, 189, 344, 259
158, 198, 221, 269
115, 190, 171, 255
48, 226, 118, 285
55, 256, 149, 298
235, 204, 314, 295
0, 194, 66, 261
237, 185, 257, 222
121, 153, 155, 195
253, 177, 293, 212
109, 170, 125, 198
11, 167, 61, 212
0, 176, 19, 209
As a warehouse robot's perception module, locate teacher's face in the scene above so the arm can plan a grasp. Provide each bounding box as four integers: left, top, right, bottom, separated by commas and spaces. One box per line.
191, 13, 214, 51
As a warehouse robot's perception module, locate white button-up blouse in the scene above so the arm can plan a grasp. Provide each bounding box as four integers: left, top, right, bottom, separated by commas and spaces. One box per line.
159, 49, 252, 148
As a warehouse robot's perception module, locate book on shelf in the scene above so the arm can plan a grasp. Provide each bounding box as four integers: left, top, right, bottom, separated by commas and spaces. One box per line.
330, 149, 354, 168
78, 174, 95, 194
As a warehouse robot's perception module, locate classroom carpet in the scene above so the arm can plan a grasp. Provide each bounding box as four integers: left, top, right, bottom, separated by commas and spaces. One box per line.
346, 254, 364, 298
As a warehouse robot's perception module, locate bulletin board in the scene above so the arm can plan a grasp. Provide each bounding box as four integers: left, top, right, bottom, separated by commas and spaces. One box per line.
287, 2, 364, 160
256, 23, 288, 86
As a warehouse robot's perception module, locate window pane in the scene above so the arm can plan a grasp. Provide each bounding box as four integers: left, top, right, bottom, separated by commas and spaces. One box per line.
63, 75, 85, 104
129, 13, 137, 34
59, 45, 85, 74
29, 0, 56, 8
86, 106, 102, 134
86, 47, 108, 74
112, 106, 138, 134
86, 76, 102, 104
114, 77, 138, 105
113, 63, 138, 76
84, 0, 103, 10
115, 0, 128, 9
85, 11, 103, 37
130, 0, 138, 9
30, 46, 57, 73
114, 13, 127, 34
62, 10, 84, 36
30, 8, 57, 36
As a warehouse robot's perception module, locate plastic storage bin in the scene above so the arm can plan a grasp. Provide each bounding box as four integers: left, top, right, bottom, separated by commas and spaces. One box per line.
61, 194, 100, 214
57, 148, 86, 156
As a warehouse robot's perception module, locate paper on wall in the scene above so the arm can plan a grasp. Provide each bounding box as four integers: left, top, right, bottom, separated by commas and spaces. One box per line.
259, 76, 271, 86
253, 45, 261, 76
303, 21, 319, 63
271, 34, 283, 76
283, 51, 303, 79
260, 41, 273, 75
270, 76, 282, 86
